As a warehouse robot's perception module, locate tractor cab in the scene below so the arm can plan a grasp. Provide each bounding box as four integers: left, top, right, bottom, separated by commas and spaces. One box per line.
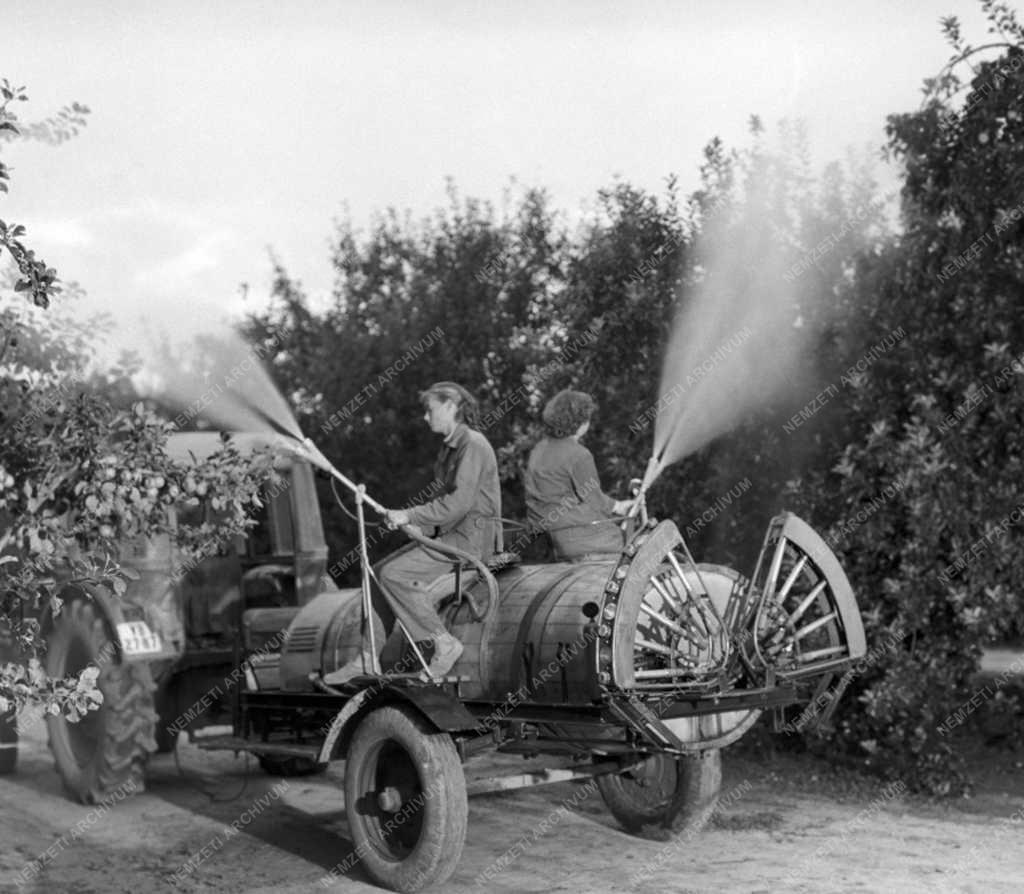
148, 433, 333, 747
165, 432, 329, 612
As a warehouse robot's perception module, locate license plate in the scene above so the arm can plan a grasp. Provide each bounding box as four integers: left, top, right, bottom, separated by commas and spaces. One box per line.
116, 621, 163, 656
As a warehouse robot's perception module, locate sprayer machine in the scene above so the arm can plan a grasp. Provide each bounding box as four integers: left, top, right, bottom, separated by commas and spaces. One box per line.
221, 426, 867, 892
19, 421, 866, 894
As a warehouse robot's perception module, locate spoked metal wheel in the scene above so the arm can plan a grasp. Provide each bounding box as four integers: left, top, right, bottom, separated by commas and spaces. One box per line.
745, 513, 865, 680
344, 705, 466, 893
639, 564, 761, 749
632, 560, 733, 686
607, 522, 743, 693
597, 750, 722, 834
604, 523, 760, 750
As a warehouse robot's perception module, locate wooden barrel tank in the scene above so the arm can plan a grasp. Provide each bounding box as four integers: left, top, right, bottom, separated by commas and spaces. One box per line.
281, 513, 865, 753
448, 559, 615, 702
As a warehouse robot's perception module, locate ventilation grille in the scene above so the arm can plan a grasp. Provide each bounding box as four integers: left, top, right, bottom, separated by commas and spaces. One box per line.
286, 625, 319, 653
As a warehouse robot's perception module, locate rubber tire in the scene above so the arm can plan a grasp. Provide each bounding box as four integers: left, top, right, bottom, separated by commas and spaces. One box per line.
45, 596, 157, 804
257, 754, 325, 777
598, 750, 722, 835
344, 705, 467, 893
0, 706, 16, 774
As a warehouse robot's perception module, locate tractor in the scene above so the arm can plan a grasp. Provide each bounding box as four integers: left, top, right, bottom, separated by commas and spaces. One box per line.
6, 431, 866, 893
4, 432, 332, 798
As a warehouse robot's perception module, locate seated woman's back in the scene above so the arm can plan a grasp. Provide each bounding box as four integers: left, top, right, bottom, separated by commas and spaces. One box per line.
524, 390, 631, 561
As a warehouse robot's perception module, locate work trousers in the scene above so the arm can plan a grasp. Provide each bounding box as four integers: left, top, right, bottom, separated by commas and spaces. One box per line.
363, 542, 457, 648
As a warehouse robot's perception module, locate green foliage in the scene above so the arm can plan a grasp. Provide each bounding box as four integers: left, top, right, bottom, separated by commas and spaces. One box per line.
245, 183, 569, 557
0, 81, 70, 309
248, 6, 1024, 797
789, 5, 1024, 795
0, 658, 100, 721
0, 85, 274, 719
549, 123, 886, 574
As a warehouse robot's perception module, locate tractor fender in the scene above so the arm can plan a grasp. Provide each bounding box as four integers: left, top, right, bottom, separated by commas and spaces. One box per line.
42, 583, 121, 643
317, 683, 478, 763
41, 583, 168, 665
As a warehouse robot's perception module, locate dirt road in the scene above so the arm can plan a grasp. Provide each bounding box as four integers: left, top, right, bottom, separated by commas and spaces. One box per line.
0, 721, 1021, 894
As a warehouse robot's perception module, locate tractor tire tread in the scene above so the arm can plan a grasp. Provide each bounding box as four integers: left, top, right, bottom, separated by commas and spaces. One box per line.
46, 596, 156, 805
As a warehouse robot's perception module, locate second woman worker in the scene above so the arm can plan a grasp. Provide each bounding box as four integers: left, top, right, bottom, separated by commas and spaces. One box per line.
525, 389, 635, 561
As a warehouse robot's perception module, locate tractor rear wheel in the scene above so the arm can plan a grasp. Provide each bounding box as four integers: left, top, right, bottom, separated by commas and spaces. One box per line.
344, 705, 466, 893
45, 595, 156, 803
598, 750, 721, 834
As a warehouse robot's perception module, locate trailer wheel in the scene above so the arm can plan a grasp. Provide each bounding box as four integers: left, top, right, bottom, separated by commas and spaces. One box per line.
666, 750, 722, 833
597, 750, 721, 834
344, 705, 466, 893
45, 595, 156, 803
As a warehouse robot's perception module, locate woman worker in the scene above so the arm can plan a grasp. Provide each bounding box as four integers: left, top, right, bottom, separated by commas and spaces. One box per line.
525, 389, 634, 561
325, 381, 501, 684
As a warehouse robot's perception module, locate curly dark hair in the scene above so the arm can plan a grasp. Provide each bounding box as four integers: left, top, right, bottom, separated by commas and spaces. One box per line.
541, 389, 596, 438
419, 381, 480, 428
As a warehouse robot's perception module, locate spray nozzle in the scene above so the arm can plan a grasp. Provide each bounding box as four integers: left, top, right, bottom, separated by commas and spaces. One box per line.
638, 455, 662, 497
291, 434, 387, 516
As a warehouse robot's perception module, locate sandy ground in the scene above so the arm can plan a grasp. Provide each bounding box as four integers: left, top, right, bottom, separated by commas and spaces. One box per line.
1, 720, 1022, 894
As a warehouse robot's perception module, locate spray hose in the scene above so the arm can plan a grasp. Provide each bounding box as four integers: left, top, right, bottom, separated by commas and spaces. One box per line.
397, 525, 499, 622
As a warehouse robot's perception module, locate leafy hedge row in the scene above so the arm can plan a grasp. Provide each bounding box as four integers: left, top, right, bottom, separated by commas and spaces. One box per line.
245, 9, 1024, 793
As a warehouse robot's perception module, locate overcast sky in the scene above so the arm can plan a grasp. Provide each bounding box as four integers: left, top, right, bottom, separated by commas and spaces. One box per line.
2, 0, 997, 353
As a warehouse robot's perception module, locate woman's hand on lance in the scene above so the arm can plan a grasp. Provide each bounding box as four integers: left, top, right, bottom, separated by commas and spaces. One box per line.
384, 508, 411, 529
612, 498, 636, 516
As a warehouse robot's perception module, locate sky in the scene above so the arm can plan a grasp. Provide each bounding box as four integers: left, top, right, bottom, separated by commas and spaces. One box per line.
1, 0, 1000, 356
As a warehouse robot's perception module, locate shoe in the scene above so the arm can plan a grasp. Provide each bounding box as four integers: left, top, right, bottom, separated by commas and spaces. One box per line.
323, 650, 377, 685
418, 633, 464, 681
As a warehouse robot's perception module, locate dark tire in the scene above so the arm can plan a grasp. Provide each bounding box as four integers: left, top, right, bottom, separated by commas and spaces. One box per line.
45, 595, 156, 803
666, 750, 723, 833
0, 705, 16, 774
344, 705, 467, 893
257, 754, 324, 777
597, 750, 722, 834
